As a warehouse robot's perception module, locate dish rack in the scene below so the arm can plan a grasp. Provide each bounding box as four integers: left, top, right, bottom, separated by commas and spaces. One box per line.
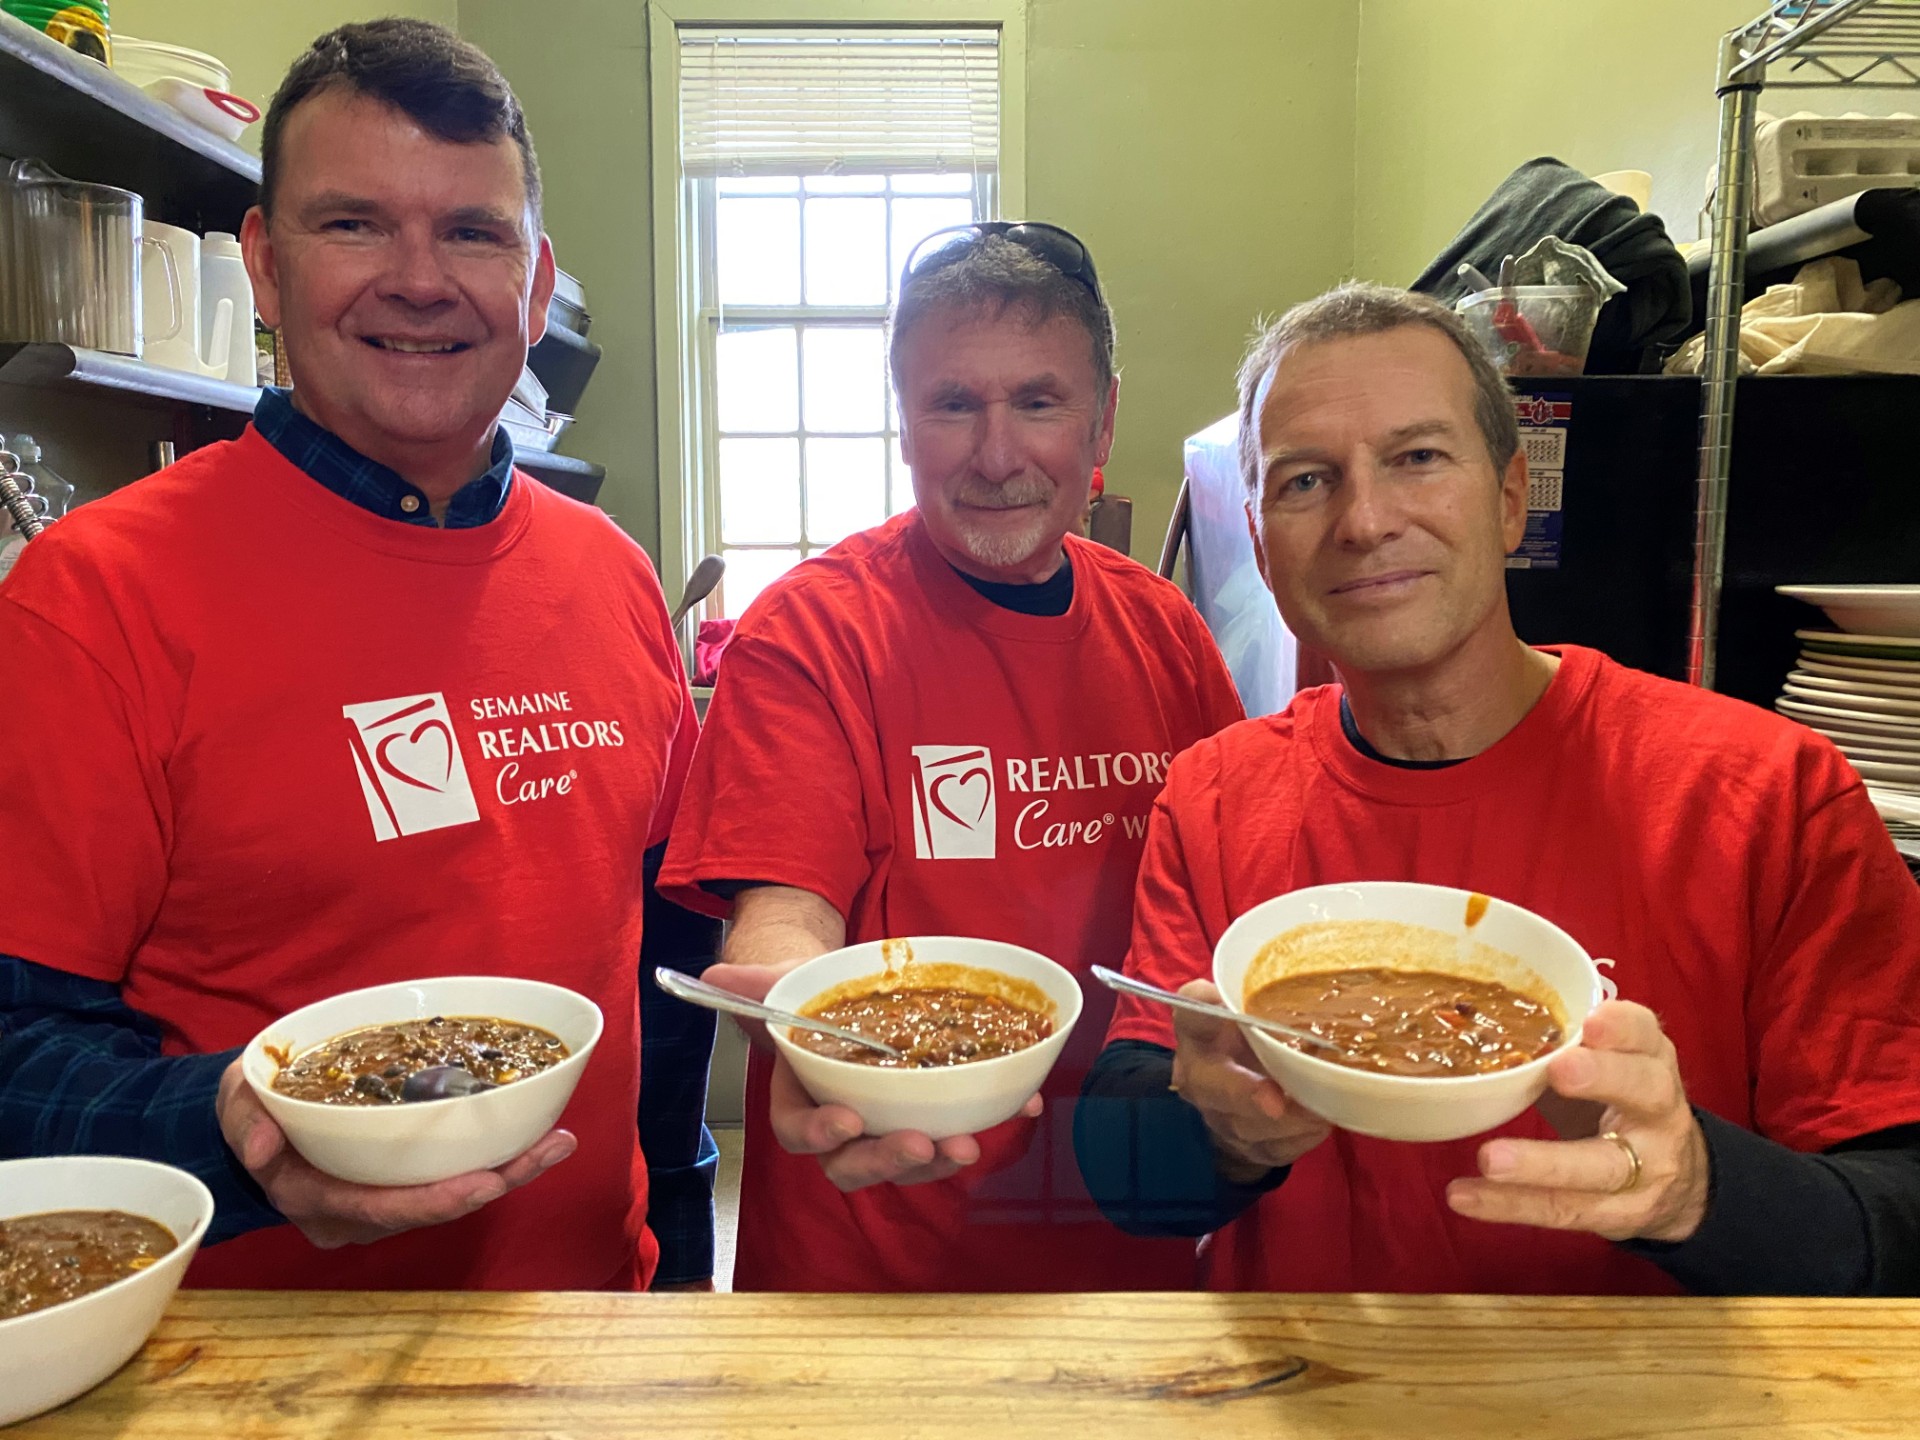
1692, 0, 1920, 689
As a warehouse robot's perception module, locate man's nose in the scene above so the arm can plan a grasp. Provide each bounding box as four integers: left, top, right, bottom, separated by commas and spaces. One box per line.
377, 228, 460, 308
971, 401, 1023, 482
1332, 463, 1403, 549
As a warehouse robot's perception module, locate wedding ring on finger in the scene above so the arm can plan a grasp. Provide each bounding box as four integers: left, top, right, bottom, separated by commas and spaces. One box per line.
1601, 1130, 1642, 1193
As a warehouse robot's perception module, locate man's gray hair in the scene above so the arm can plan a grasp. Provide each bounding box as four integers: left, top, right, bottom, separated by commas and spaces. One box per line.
1235, 282, 1520, 499
889, 233, 1116, 394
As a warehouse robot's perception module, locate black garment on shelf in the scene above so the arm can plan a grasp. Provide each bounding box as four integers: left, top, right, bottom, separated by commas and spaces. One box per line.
1410, 157, 1692, 374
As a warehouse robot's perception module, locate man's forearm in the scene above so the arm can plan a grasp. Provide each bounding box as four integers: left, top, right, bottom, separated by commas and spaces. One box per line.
721, 884, 846, 972
1620, 1110, 1920, 1296
1075, 1040, 1288, 1238
0, 955, 283, 1244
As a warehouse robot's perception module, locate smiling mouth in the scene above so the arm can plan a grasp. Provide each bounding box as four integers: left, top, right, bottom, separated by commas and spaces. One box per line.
1330, 570, 1430, 595
362, 337, 470, 355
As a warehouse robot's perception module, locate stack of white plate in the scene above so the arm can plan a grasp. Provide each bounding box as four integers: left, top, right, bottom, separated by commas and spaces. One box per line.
1776, 628, 1920, 794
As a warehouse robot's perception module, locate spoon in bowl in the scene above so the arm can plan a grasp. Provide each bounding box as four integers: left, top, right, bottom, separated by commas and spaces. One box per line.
1090, 966, 1355, 1059
398, 1065, 498, 1102
652, 967, 906, 1061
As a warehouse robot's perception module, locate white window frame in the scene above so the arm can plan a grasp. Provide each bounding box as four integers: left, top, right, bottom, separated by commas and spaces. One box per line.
647, 0, 1029, 610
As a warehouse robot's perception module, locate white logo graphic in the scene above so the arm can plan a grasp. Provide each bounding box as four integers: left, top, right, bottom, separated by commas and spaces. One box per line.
910, 745, 997, 860
343, 693, 482, 842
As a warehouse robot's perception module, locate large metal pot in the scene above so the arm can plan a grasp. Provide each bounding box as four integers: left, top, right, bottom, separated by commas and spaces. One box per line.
0, 158, 172, 355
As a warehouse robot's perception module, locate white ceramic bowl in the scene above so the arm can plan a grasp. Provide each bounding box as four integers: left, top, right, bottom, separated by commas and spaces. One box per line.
1778, 585, 1920, 639
242, 976, 603, 1187
0, 1156, 214, 1427
1213, 882, 1603, 1142
766, 936, 1082, 1140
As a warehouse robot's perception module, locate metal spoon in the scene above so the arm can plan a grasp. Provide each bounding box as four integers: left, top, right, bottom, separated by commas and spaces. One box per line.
652, 967, 905, 1060
1090, 966, 1354, 1058
398, 1065, 498, 1102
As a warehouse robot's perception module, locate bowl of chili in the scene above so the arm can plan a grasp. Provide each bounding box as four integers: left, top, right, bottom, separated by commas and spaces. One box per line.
765, 936, 1083, 1140
0, 1155, 214, 1426
1213, 883, 1604, 1142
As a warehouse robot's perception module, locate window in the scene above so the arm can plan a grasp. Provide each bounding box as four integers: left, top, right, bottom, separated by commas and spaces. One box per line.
651, 9, 1024, 619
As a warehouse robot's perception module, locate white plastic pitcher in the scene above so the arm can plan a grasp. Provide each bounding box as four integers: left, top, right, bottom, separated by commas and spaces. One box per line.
141, 221, 232, 379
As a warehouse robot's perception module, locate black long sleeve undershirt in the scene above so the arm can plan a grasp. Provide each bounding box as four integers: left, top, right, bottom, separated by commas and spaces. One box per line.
1076, 1038, 1920, 1296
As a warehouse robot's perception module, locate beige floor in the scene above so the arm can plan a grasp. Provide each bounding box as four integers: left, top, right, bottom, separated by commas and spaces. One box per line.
713, 1124, 743, 1291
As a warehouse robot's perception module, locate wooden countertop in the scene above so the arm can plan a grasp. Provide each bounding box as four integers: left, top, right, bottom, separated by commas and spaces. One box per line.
25, 1290, 1920, 1437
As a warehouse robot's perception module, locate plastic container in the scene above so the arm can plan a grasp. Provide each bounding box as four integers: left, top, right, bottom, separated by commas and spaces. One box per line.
109, 34, 228, 92
1457, 285, 1602, 377
200, 231, 257, 385
1754, 113, 1920, 226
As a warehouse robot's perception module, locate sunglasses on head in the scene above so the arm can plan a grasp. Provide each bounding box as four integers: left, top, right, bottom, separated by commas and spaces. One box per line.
902, 221, 1104, 305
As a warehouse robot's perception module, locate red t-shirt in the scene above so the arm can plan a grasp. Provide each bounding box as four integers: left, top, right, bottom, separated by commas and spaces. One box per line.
0, 428, 697, 1292
1109, 644, 1920, 1294
661, 512, 1244, 1291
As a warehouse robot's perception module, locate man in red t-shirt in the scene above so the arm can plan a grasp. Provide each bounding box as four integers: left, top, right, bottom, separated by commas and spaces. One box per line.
0, 21, 714, 1292
660, 224, 1243, 1291
1080, 282, 1920, 1296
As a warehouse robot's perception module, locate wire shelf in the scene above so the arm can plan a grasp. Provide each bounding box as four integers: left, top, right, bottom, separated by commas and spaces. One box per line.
1731, 0, 1920, 88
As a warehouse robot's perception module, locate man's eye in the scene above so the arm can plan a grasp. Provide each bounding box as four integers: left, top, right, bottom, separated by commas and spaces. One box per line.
1283, 472, 1324, 495
324, 219, 368, 234
451, 227, 501, 245
1403, 448, 1443, 466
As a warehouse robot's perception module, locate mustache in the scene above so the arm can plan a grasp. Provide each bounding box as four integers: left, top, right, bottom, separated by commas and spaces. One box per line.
952, 478, 1056, 510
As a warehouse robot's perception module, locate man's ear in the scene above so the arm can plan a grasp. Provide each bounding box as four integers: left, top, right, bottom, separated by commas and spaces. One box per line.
1246, 501, 1273, 594
240, 206, 280, 329
1499, 446, 1530, 554
528, 233, 557, 346
1094, 373, 1119, 466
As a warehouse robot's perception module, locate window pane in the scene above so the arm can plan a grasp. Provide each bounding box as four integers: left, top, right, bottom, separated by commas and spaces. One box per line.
716, 326, 797, 432
892, 172, 976, 195
891, 197, 979, 296
804, 197, 887, 305
718, 175, 799, 195
805, 174, 886, 193
806, 437, 887, 545
802, 327, 886, 434
890, 434, 915, 515
720, 437, 801, 544
717, 197, 800, 304
721, 547, 803, 619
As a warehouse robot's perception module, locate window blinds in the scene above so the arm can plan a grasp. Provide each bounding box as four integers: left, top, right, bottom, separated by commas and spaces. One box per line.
678, 29, 1000, 177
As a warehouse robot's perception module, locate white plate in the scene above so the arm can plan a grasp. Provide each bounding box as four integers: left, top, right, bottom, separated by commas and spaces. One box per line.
1779, 587, 1920, 638
1798, 656, 1920, 684
1788, 671, 1920, 701
1797, 628, 1920, 653
1782, 681, 1920, 716
1830, 735, 1920, 759
1851, 758, 1920, 784
1778, 697, 1920, 738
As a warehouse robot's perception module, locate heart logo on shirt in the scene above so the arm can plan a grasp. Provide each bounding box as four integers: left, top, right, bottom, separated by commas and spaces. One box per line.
376, 719, 456, 793
931, 767, 992, 829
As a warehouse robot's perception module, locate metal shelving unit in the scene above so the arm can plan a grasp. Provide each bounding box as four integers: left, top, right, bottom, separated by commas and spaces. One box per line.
1692, 0, 1920, 688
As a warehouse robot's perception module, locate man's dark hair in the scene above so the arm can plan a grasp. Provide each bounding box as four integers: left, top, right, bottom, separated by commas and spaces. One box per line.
260, 18, 541, 224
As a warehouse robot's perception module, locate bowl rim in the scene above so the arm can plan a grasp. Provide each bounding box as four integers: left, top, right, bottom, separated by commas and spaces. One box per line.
0, 1155, 214, 1337
1214, 884, 1599, 1089
767, 935, 1084, 1077
241, 974, 605, 1115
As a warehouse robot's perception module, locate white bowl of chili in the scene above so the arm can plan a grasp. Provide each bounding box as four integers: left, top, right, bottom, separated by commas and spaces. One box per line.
0, 1155, 214, 1427
241, 976, 603, 1187
1213, 883, 1604, 1143
766, 936, 1083, 1140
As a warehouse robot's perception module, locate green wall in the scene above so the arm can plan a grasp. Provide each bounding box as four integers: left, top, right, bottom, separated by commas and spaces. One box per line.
109, 0, 458, 148
1352, 0, 1756, 284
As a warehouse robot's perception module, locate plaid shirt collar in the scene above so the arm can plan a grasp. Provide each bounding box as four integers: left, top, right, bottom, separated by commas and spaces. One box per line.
253, 387, 515, 530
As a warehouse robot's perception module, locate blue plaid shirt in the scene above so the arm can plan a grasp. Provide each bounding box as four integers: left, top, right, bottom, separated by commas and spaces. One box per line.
0, 393, 721, 1280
